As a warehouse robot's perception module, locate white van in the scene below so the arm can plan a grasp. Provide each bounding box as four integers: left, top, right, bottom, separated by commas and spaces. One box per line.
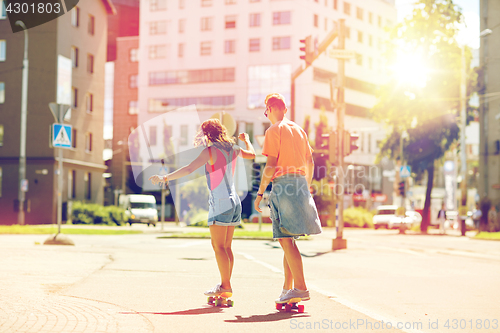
373, 205, 398, 229
119, 194, 158, 227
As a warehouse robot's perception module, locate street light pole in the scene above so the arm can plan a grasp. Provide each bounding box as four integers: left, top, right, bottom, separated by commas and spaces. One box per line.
459, 47, 468, 236
16, 21, 29, 225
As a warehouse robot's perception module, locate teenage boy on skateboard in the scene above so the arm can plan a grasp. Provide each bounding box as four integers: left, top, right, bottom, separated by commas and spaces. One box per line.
254, 93, 322, 304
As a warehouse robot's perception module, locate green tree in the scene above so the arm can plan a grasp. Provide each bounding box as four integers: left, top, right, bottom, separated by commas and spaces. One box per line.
372, 0, 471, 232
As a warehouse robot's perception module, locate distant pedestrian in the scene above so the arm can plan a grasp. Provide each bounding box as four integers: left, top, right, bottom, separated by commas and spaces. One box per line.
437, 203, 447, 234
488, 205, 498, 232
149, 119, 255, 297
254, 93, 322, 305
472, 204, 482, 230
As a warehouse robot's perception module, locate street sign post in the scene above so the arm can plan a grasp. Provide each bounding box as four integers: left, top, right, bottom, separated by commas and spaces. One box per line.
328, 49, 356, 59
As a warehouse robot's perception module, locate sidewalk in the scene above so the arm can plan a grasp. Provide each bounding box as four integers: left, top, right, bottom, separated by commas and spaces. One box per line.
0, 233, 408, 333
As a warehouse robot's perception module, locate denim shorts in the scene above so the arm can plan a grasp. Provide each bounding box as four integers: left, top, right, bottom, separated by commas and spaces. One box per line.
207, 192, 241, 227
268, 174, 322, 239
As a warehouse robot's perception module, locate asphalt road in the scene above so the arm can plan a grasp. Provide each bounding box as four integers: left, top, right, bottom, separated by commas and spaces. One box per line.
1, 226, 499, 333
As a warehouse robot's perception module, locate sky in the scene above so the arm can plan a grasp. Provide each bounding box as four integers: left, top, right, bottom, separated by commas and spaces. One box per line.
395, 0, 480, 49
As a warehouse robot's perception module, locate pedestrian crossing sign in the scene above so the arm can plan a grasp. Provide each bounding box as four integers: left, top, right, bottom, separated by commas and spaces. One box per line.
400, 165, 411, 179
52, 124, 72, 148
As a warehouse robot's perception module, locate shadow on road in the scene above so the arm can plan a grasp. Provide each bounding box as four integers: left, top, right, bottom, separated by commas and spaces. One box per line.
120, 306, 225, 316
225, 312, 310, 323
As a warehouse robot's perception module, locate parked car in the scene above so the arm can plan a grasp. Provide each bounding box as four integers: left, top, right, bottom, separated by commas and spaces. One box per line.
373, 205, 398, 229
119, 194, 158, 227
388, 211, 422, 229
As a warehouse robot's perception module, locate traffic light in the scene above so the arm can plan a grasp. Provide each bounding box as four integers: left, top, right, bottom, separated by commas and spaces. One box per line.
328, 131, 338, 165
299, 36, 313, 65
398, 181, 405, 196
344, 131, 359, 157
312, 152, 328, 180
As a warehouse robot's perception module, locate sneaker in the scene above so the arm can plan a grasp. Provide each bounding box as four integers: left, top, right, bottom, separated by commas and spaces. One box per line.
275, 289, 291, 304
276, 288, 310, 303
204, 284, 232, 296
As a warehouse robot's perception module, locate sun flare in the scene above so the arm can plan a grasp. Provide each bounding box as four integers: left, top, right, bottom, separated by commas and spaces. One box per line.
392, 52, 429, 88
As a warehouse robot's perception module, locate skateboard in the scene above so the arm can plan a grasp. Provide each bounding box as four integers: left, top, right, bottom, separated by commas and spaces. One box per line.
276, 297, 305, 313
207, 292, 234, 307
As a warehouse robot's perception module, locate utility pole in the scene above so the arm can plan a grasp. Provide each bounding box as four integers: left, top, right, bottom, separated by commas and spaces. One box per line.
333, 19, 347, 250
16, 21, 28, 225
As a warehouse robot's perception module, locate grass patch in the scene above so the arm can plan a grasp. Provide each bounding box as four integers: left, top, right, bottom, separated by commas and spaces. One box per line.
0, 225, 142, 235
473, 232, 500, 240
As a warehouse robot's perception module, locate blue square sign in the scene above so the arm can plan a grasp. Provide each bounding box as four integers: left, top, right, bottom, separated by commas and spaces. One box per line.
52, 124, 72, 148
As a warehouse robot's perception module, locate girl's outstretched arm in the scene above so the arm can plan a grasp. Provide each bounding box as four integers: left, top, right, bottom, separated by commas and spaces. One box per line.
238, 133, 256, 159
149, 148, 210, 185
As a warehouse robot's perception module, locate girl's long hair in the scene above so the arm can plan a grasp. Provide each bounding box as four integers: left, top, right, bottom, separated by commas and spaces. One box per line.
193, 118, 234, 150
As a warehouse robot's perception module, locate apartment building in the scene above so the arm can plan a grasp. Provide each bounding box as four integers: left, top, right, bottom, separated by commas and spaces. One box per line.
0, 0, 114, 224
136, 0, 397, 214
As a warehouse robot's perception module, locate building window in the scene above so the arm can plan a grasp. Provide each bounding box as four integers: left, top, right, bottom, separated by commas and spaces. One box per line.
130, 48, 139, 62
201, 17, 213, 31
129, 75, 138, 88
149, 68, 235, 85
128, 101, 139, 114
369, 34, 373, 47
249, 38, 260, 52
178, 43, 184, 57
150, 21, 167, 35
148, 96, 235, 112
225, 0, 236, 4
314, 14, 318, 27
343, 1, 350, 15
0, 82, 3, 103
201, 0, 212, 7
86, 93, 93, 113
272, 36, 291, 50
0, 39, 5, 61
150, 0, 167, 11
245, 122, 254, 143
72, 128, 77, 148
200, 41, 212, 55
356, 53, 362, 66
71, 46, 78, 67
333, 0, 337, 10
249, 13, 261, 27
0, 124, 3, 146
356, 7, 363, 20
84, 172, 91, 200
325, 18, 328, 31
225, 15, 236, 29
179, 0, 185, 9
247, 64, 291, 109
68, 169, 76, 199
357, 31, 363, 43
179, 19, 186, 33
0, 0, 6, 19
71, 7, 79, 27
88, 15, 95, 35
149, 126, 157, 146
368, 11, 373, 24
72, 87, 78, 107
225, 40, 236, 54
273, 11, 291, 25
378, 15, 382, 27
149, 45, 166, 59
87, 54, 94, 74
180, 125, 188, 145
85, 132, 92, 152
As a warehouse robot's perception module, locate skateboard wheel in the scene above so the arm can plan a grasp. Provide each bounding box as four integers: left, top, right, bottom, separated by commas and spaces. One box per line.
276, 303, 283, 310
215, 299, 222, 306
208, 297, 214, 304
228, 300, 234, 307
285, 304, 292, 312
298, 305, 305, 313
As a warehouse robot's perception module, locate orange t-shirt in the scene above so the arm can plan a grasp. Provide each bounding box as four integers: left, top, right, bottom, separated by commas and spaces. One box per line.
262, 118, 313, 180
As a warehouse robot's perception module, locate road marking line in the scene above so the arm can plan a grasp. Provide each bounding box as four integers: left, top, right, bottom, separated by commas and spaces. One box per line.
238, 251, 424, 333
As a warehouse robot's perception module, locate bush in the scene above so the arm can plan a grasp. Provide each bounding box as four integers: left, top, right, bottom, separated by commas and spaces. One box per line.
343, 207, 374, 228
70, 202, 128, 226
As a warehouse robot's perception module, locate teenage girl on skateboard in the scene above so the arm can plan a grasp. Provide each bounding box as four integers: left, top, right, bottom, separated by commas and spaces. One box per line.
149, 118, 255, 298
